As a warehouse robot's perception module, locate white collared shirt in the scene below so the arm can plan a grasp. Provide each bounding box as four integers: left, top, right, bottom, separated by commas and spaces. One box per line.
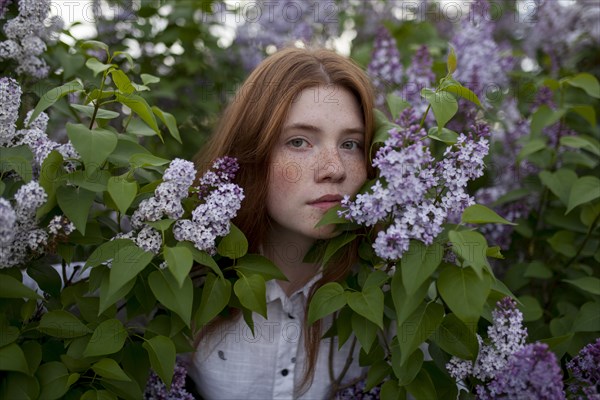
189, 275, 365, 399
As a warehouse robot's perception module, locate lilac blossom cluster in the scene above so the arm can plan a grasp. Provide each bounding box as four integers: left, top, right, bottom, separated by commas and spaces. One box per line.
340, 110, 488, 260
446, 297, 528, 381
233, 0, 339, 71
476, 343, 565, 399
173, 156, 244, 254
144, 361, 194, 400
450, 0, 514, 104
0, 0, 12, 20
0, 0, 63, 79
566, 337, 600, 399
125, 158, 197, 254
0, 181, 74, 268
0, 77, 79, 173
521, 0, 599, 75
335, 378, 381, 399
367, 27, 403, 106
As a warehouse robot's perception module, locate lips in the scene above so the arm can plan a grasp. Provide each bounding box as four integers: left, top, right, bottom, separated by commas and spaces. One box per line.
308, 194, 343, 209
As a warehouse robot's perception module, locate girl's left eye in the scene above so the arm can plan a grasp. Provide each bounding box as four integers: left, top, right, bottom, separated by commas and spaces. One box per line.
288, 138, 309, 148
341, 140, 361, 150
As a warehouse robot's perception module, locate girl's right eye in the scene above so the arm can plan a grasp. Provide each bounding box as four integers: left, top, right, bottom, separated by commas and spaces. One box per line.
287, 138, 309, 148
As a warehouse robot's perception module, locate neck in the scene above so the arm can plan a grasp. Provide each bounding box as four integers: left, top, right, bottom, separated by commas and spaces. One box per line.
262, 224, 321, 297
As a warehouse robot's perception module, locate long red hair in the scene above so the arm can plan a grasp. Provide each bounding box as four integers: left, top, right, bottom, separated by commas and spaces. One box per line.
194, 45, 375, 391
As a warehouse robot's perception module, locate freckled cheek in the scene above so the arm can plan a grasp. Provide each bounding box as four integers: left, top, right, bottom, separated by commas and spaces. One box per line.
345, 158, 368, 193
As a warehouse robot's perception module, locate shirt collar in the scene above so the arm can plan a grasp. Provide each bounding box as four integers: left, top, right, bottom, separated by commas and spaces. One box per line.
265, 272, 323, 304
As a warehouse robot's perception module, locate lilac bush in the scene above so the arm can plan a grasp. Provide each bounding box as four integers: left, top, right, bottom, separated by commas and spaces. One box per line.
567, 338, 600, 399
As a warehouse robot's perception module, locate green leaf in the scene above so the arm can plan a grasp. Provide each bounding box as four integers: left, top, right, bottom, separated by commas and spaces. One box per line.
70, 104, 120, 120
448, 230, 490, 278
380, 379, 404, 400
110, 70, 135, 94
36, 150, 63, 215
56, 186, 96, 235
391, 345, 423, 386
518, 295, 543, 322
461, 204, 516, 225
148, 270, 193, 326
0, 372, 40, 399
447, 45, 457, 74
0, 343, 30, 374
322, 233, 356, 267
572, 302, 600, 332
405, 368, 437, 400
560, 135, 600, 156
386, 93, 410, 120
85, 58, 114, 76
517, 138, 547, 160
347, 286, 384, 329
547, 230, 577, 257
351, 313, 378, 353
81, 390, 118, 400
233, 273, 267, 318
36, 362, 70, 400
539, 169, 578, 206
563, 72, 600, 98
0, 146, 33, 182
391, 270, 430, 327
38, 310, 92, 338
0, 274, 42, 299
84, 239, 135, 270
91, 358, 131, 381
84, 319, 128, 357
401, 241, 443, 296
235, 254, 287, 281
28, 80, 84, 125
442, 84, 482, 108
530, 105, 564, 136
217, 223, 248, 259
178, 242, 223, 279
62, 169, 110, 192
570, 105, 597, 129
146, 219, 175, 232
115, 93, 160, 134
195, 273, 232, 328
438, 264, 491, 324
81, 40, 109, 52
421, 88, 458, 128
372, 109, 396, 145
523, 261, 553, 279
314, 204, 347, 227
427, 127, 458, 144
142, 336, 176, 389
108, 245, 154, 299
366, 361, 392, 391
129, 153, 170, 168
431, 313, 478, 360
107, 176, 138, 214
152, 107, 182, 144
566, 176, 600, 214
164, 246, 194, 288
307, 282, 347, 325
141, 73, 160, 85
397, 302, 444, 366
563, 277, 600, 295
66, 123, 118, 173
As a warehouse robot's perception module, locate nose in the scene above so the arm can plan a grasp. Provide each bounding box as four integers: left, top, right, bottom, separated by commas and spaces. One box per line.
315, 147, 346, 182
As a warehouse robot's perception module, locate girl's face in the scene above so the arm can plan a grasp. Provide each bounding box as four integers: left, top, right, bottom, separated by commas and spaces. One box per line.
266, 84, 367, 242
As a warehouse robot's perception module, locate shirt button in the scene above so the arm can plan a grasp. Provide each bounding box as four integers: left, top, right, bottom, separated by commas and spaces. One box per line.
287, 313, 295, 319
291, 357, 296, 363
281, 369, 289, 376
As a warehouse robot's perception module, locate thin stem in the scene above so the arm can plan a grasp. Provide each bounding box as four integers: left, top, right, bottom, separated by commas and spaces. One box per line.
564, 213, 600, 270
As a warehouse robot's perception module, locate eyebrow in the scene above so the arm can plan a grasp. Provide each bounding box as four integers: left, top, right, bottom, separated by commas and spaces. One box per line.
283, 122, 364, 135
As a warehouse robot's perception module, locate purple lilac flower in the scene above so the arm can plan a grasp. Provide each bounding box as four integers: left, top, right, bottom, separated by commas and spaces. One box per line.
233, 0, 339, 71
0, 0, 11, 19
47, 215, 75, 236
335, 378, 381, 399
0, 76, 21, 145
476, 343, 565, 399
451, 0, 514, 104
367, 27, 403, 107
0, 181, 49, 268
173, 157, 244, 254
447, 297, 528, 382
144, 361, 194, 400
398, 45, 435, 118
567, 337, 600, 398
131, 158, 197, 229
521, 0, 586, 75
0, 0, 63, 79
532, 87, 576, 148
